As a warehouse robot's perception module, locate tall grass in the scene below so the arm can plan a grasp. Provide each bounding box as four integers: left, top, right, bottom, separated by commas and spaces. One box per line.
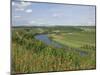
12, 27, 96, 74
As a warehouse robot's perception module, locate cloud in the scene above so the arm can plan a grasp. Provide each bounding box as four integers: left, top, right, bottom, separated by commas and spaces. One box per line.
12, 1, 32, 8
15, 8, 24, 11
52, 13, 62, 17
87, 21, 94, 25
29, 21, 36, 24
14, 15, 21, 18
52, 14, 58, 17
12, 2, 15, 6
25, 9, 32, 13
19, 2, 32, 8
12, 1, 32, 12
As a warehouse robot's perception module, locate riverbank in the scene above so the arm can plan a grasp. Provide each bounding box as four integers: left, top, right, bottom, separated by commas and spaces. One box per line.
12, 26, 96, 74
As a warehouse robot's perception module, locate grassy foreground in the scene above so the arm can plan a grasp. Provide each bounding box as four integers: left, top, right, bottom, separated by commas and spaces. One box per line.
12, 26, 96, 74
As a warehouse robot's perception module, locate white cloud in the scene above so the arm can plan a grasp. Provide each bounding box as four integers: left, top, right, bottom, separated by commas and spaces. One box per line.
15, 8, 24, 11
87, 22, 94, 25
12, 1, 32, 8
25, 9, 32, 13
19, 2, 31, 7
29, 21, 36, 24
53, 14, 58, 17
52, 13, 61, 17
52, 13, 64, 18
12, 2, 15, 6
13, 1, 32, 12
14, 15, 21, 18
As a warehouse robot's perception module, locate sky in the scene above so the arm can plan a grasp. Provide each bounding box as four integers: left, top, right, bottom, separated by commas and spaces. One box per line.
12, 1, 96, 26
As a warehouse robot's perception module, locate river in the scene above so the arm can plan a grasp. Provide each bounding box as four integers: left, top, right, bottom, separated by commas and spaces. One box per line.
35, 34, 62, 48
35, 34, 87, 56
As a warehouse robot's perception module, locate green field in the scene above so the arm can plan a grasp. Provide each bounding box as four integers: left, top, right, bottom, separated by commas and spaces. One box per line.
12, 26, 96, 74
49, 30, 95, 48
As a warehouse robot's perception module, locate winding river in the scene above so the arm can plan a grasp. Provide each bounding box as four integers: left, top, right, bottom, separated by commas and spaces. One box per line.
35, 34, 87, 56
35, 34, 62, 48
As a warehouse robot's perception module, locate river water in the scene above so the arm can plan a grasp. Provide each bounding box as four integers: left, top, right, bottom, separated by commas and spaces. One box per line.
35, 34, 62, 48
35, 34, 87, 56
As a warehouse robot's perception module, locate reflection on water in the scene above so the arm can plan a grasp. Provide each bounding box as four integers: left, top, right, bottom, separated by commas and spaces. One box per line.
35, 34, 62, 48
35, 34, 87, 56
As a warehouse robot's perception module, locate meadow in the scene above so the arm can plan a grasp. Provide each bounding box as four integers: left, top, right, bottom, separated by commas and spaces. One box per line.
12, 26, 96, 74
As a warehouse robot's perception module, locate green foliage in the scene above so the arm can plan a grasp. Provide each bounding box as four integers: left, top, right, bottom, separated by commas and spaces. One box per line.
12, 26, 96, 74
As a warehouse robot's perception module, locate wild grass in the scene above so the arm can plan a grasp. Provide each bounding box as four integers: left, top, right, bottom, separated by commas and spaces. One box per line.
12, 26, 96, 74
49, 31, 95, 48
